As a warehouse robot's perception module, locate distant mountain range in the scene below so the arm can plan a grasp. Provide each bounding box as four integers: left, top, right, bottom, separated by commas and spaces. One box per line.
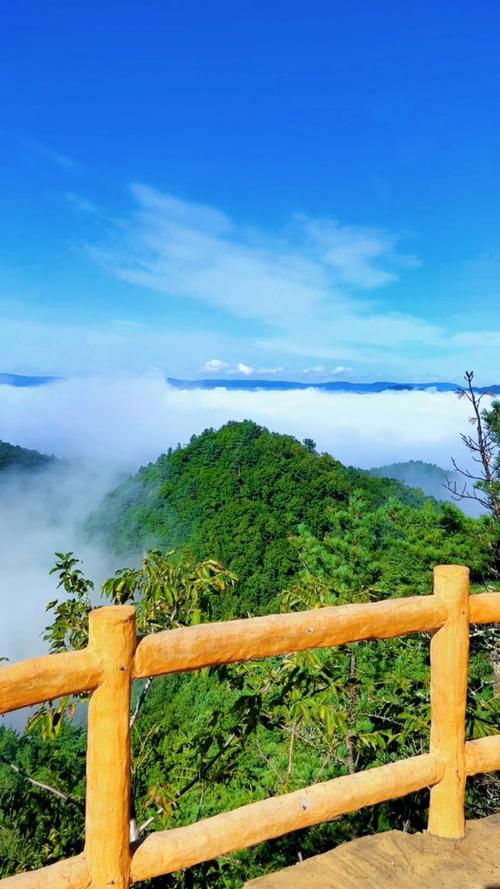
367, 459, 483, 516
167, 377, 500, 394
0, 373, 60, 387
1, 373, 499, 394
368, 459, 457, 497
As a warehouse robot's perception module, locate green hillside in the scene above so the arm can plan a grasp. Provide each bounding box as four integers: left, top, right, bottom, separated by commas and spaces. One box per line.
87, 421, 433, 615
0, 440, 56, 473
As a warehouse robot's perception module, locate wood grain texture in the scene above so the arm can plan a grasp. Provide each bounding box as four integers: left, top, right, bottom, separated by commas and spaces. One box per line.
85, 606, 136, 889
469, 591, 500, 624
465, 735, 500, 776
245, 815, 500, 889
428, 565, 470, 838
0, 649, 102, 715
134, 596, 447, 679
130, 754, 443, 881
0, 854, 90, 888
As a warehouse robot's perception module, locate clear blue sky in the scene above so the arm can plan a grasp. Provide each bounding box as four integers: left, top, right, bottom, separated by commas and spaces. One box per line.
1, 0, 499, 382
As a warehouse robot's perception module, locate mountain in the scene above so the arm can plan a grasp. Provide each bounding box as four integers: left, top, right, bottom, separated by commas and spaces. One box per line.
167, 377, 500, 394
0, 440, 57, 473
367, 460, 485, 516
368, 460, 457, 502
87, 421, 446, 616
0, 373, 59, 387
1, 373, 499, 394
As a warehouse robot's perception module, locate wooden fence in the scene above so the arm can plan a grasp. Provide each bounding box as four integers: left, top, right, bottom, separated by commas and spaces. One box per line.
1, 564, 499, 888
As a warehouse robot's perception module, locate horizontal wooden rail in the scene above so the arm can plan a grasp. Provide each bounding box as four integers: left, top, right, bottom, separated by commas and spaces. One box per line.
0, 648, 102, 715
130, 753, 444, 880
465, 736, 500, 776
469, 591, 500, 624
0, 854, 90, 888
133, 595, 448, 678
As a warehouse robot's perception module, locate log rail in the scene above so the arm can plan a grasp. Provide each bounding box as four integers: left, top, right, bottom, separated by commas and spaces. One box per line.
0, 566, 499, 887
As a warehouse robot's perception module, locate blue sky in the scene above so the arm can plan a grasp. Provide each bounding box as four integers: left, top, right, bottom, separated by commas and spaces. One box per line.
1, 0, 499, 382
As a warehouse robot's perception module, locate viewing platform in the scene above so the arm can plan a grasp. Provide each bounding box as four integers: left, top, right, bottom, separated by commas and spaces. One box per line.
246, 815, 500, 889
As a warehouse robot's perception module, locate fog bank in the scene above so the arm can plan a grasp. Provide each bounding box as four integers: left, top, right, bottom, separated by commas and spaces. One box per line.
0, 462, 121, 678
0, 374, 479, 470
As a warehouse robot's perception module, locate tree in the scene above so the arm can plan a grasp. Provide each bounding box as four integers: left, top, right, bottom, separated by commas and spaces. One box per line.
444, 371, 500, 522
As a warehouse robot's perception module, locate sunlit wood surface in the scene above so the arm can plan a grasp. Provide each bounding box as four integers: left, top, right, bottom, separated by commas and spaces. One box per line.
246, 814, 500, 889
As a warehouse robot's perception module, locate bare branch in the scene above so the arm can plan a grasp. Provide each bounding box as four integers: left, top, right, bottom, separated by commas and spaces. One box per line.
130, 676, 154, 730
0, 753, 82, 808
448, 371, 500, 521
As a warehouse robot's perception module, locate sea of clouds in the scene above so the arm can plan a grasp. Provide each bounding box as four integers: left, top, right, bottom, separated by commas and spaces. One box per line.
0, 374, 483, 712
0, 372, 477, 469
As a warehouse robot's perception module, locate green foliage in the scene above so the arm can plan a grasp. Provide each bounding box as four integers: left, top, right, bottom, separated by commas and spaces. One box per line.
0, 724, 85, 876
45, 552, 94, 651
44, 549, 237, 656
87, 422, 432, 615
102, 549, 237, 633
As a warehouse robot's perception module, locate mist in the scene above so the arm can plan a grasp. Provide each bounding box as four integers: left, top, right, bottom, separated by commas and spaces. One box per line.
0, 460, 123, 727
0, 373, 480, 470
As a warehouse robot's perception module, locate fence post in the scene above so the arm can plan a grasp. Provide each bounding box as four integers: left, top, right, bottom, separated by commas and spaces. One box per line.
428, 564, 470, 838
85, 606, 136, 888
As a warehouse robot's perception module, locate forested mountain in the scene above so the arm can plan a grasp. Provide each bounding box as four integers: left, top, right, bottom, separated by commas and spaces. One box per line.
0, 440, 56, 473
87, 421, 433, 615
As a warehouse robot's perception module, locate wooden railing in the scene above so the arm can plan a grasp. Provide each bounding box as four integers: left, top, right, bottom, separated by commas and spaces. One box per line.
1, 565, 499, 888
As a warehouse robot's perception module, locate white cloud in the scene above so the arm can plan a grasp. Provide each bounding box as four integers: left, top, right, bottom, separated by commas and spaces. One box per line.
87, 184, 445, 369
331, 365, 352, 375
203, 358, 229, 372
257, 366, 284, 374
302, 216, 420, 289
304, 365, 326, 375
237, 362, 254, 376
0, 375, 484, 472
7, 182, 499, 380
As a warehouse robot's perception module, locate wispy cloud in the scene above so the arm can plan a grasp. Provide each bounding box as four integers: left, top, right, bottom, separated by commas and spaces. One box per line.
300, 216, 420, 289
202, 358, 229, 372
256, 366, 284, 375
65, 192, 98, 214
303, 365, 326, 375
202, 359, 284, 377
87, 183, 441, 371
26, 141, 80, 172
